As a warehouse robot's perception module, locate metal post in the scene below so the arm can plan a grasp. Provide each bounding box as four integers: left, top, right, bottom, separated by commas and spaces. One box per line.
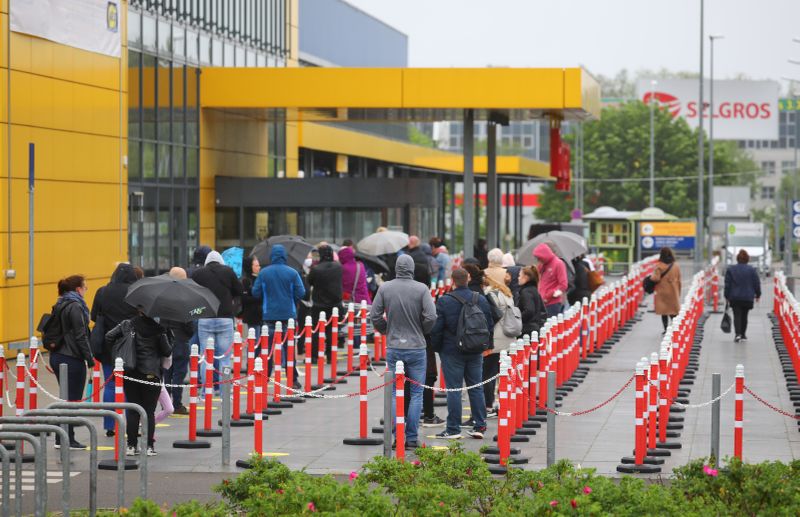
0, 444, 10, 517
649, 81, 656, 208
59, 363, 69, 441
697, 0, 706, 271
487, 121, 498, 249
546, 371, 556, 467
221, 367, 231, 466
383, 367, 393, 458
1, 434, 43, 517
710, 372, 721, 467
28, 143, 34, 337
708, 35, 723, 262
463, 109, 475, 258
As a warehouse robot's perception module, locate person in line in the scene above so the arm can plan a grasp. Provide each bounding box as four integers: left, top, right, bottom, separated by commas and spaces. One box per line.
481, 273, 516, 419
370, 255, 438, 449
518, 266, 548, 337
191, 251, 243, 390
421, 243, 440, 284
186, 245, 212, 375
433, 245, 453, 284
403, 235, 429, 268
651, 247, 682, 333
724, 249, 761, 343
340, 246, 371, 305
90, 263, 139, 437
307, 245, 343, 361
49, 275, 95, 450
162, 267, 194, 415
431, 268, 494, 440
474, 239, 490, 269
239, 256, 263, 342
568, 255, 591, 306
533, 243, 568, 317
253, 244, 306, 381
502, 253, 522, 305
105, 311, 172, 457
484, 248, 507, 286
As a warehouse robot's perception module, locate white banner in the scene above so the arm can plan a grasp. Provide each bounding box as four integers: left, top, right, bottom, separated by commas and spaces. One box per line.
635, 79, 779, 140
11, 0, 121, 58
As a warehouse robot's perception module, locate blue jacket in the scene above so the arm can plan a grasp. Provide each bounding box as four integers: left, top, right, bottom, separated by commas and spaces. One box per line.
724, 264, 761, 303
252, 245, 306, 322
431, 286, 494, 355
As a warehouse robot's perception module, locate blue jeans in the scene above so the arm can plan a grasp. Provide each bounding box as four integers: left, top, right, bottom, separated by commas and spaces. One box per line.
441, 351, 486, 434
386, 347, 426, 444
102, 362, 117, 431
546, 303, 564, 317
167, 337, 190, 407
198, 318, 235, 389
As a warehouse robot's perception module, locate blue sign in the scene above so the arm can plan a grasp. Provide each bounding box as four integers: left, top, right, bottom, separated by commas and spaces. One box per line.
640, 236, 696, 251
793, 200, 800, 240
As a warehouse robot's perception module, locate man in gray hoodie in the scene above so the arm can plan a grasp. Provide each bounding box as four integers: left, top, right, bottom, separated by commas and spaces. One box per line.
370, 254, 437, 448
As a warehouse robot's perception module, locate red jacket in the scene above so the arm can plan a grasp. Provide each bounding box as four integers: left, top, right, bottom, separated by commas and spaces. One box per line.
534, 243, 567, 306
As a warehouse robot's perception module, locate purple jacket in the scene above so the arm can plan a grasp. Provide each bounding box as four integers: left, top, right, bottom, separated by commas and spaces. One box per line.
339, 247, 371, 305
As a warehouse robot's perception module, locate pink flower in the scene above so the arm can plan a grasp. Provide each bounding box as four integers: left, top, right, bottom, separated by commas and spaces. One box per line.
349, 471, 359, 481
549, 500, 558, 507
307, 502, 317, 512
438, 502, 445, 507
538, 481, 545, 489
276, 489, 284, 495
412, 460, 421, 466
703, 465, 719, 477
583, 486, 592, 495
571, 499, 578, 509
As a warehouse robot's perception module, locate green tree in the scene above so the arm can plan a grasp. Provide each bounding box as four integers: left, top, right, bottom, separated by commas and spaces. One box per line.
534, 182, 572, 222
537, 101, 757, 221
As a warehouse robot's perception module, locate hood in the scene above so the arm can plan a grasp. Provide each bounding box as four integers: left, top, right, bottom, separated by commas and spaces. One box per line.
395, 254, 415, 279
110, 263, 137, 285
204, 251, 224, 266
502, 253, 516, 267
338, 246, 355, 264
318, 245, 334, 263
421, 243, 434, 257
270, 244, 287, 265
533, 243, 556, 264
192, 245, 212, 266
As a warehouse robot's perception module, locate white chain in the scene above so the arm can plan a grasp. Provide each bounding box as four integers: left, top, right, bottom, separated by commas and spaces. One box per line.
121, 375, 174, 388
269, 378, 362, 399
4, 384, 16, 408
408, 371, 503, 393
368, 358, 388, 378
23, 363, 66, 402
649, 380, 736, 409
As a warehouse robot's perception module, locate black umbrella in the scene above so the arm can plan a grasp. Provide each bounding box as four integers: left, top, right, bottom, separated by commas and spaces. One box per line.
250, 235, 314, 271
125, 275, 220, 323
355, 251, 390, 275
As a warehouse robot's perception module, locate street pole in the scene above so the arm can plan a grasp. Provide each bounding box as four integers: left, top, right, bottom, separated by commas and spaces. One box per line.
463, 109, 475, 259
697, 0, 705, 271
649, 80, 656, 208
708, 35, 723, 263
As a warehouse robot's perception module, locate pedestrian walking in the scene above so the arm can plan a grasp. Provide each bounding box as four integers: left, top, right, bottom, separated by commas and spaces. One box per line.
518, 266, 548, 336
48, 275, 94, 450
650, 247, 682, 332
162, 267, 194, 415
191, 251, 243, 390
307, 245, 343, 361
568, 256, 591, 306
90, 263, 139, 437
340, 246, 371, 305
370, 255, 437, 448
431, 268, 493, 440
533, 243, 568, 317
105, 312, 172, 456
724, 249, 761, 342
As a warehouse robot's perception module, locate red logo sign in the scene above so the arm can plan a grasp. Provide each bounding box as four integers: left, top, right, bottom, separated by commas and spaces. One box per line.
642, 92, 681, 118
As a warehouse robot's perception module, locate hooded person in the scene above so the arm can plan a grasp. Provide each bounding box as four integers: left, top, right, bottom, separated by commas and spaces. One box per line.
370, 254, 437, 448
307, 245, 342, 360
91, 263, 139, 436
191, 250, 244, 389
188, 245, 212, 278
339, 246, 371, 305
533, 243, 568, 317
252, 244, 306, 381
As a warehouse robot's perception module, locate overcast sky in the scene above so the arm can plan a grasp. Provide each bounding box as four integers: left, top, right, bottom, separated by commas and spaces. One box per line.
346, 0, 800, 93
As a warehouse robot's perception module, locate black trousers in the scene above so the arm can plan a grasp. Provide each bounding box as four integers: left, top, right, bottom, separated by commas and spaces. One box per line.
731, 302, 752, 337
482, 353, 501, 409
661, 315, 677, 331
167, 337, 190, 408
50, 352, 87, 442
123, 371, 161, 448
404, 346, 438, 419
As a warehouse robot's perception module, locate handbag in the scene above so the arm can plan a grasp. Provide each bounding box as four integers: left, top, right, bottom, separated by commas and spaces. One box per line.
587, 270, 604, 292
644, 263, 673, 295
90, 314, 106, 359
720, 303, 732, 334
112, 320, 137, 370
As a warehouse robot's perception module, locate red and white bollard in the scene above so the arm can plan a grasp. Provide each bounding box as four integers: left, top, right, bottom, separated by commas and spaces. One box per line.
113, 358, 124, 460
343, 344, 383, 446
316, 312, 327, 388
0, 344, 4, 417
303, 316, 313, 394
15, 353, 25, 417
395, 361, 405, 461
327, 307, 344, 383
246, 327, 256, 415
527, 332, 540, 424
196, 338, 221, 437
617, 360, 662, 473
236, 357, 265, 469
28, 336, 39, 410
229, 332, 252, 427
734, 364, 744, 460
174, 344, 210, 448
498, 356, 512, 467
258, 324, 270, 398
345, 303, 356, 375
92, 359, 102, 403
282, 319, 305, 404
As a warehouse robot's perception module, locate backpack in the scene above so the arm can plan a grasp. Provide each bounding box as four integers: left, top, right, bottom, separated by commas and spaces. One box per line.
38, 303, 66, 353
487, 289, 523, 339
448, 291, 491, 354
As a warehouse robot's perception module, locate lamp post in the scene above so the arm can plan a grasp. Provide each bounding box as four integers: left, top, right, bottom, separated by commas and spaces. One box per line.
649, 80, 657, 208
708, 35, 723, 262
696, 0, 705, 271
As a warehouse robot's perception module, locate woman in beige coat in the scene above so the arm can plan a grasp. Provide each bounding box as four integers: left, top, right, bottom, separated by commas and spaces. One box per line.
650, 247, 681, 332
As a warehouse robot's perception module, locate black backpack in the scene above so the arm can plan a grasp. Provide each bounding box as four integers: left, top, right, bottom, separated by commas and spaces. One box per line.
38, 303, 66, 353
448, 291, 491, 354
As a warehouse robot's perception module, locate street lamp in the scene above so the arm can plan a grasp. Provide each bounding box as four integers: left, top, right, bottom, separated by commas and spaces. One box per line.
708, 34, 723, 262
649, 80, 657, 208
696, 0, 705, 271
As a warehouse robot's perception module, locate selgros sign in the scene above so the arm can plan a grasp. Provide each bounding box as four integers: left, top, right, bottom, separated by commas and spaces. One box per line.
636, 79, 779, 140
639, 221, 696, 251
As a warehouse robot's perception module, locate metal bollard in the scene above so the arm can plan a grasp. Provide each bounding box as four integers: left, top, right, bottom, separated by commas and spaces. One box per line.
711, 372, 721, 467
546, 371, 556, 467
221, 367, 232, 466
0, 433, 43, 517
0, 443, 10, 517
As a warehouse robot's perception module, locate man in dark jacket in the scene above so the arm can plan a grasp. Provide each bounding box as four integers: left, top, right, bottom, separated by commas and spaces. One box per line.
307, 245, 342, 361
431, 268, 493, 440
192, 250, 243, 389
724, 250, 762, 342
91, 263, 139, 435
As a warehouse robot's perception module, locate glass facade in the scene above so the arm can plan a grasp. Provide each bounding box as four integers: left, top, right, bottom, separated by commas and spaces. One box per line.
128, 1, 288, 273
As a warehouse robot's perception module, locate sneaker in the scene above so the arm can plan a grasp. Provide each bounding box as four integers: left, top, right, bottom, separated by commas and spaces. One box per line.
406, 441, 425, 449
460, 418, 475, 429
422, 416, 445, 427
105, 430, 115, 438
69, 441, 88, 450
126, 446, 139, 457
734, 335, 741, 343
740, 335, 748, 341
486, 408, 499, 419
467, 426, 486, 439
173, 405, 189, 416
146, 446, 158, 457
435, 430, 462, 440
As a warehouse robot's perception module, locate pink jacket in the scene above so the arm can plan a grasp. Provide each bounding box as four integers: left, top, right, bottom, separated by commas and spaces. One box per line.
534, 243, 567, 306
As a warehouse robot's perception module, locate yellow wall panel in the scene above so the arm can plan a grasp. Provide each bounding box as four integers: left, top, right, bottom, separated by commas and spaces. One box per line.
50, 41, 76, 83
285, 121, 299, 178
0, 69, 6, 123
9, 32, 31, 72
0, 13, 7, 68
29, 36, 55, 78
199, 228, 215, 249
1, 0, 7, 14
